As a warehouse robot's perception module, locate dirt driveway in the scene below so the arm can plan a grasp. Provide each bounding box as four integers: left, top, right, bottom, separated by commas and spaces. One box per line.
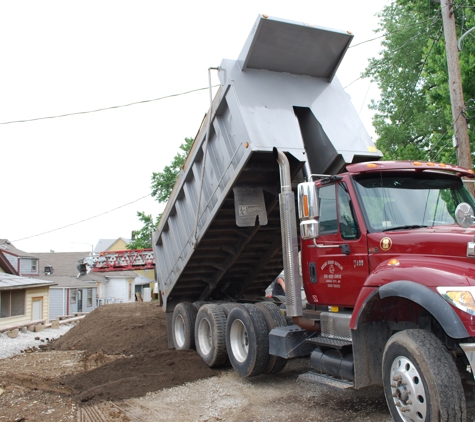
0, 350, 393, 422
0, 302, 474, 421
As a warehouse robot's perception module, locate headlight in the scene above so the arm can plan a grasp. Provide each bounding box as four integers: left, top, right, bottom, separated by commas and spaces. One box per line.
437, 286, 475, 315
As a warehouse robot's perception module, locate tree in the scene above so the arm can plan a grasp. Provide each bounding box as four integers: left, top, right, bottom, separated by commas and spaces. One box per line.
363, 1, 475, 164
127, 137, 194, 249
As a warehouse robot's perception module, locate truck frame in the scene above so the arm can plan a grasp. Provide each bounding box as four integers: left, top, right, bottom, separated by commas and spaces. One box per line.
152, 15, 475, 421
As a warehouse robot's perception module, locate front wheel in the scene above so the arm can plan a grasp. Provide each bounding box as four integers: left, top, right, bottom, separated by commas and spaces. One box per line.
382, 329, 466, 422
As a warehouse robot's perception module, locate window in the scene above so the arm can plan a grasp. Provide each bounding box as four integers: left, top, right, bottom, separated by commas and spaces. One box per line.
0, 289, 26, 318
317, 185, 338, 234
87, 288, 93, 307
31, 260, 37, 272
338, 183, 359, 240
353, 172, 475, 232
70, 289, 77, 304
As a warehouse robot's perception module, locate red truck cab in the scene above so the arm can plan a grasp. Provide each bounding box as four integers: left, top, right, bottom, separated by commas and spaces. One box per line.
295, 160, 475, 420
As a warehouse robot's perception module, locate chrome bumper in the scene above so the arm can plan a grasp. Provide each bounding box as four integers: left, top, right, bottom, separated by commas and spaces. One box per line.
460, 343, 475, 380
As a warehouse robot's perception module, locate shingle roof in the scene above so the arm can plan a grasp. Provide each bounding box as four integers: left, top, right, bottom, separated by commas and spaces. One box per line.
0, 272, 56, 290
47, 276, 99, 289
34, 252, 140, 288
0, 239, 38, 258
34, 252, 108, 288
0, 247, 17, 275
34, 252, 94, 276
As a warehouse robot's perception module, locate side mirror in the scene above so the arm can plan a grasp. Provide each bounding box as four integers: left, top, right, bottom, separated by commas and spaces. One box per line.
455, 203, 475, 228
300, 219, 320, 240
298, 182, 320, 240
298, 182, 319, 219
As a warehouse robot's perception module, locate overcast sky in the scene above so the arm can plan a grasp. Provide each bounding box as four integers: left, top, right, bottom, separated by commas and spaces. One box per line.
0, 0, 388, 253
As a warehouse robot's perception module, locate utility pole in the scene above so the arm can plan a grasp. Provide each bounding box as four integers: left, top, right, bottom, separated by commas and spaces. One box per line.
440, 1, 473, 172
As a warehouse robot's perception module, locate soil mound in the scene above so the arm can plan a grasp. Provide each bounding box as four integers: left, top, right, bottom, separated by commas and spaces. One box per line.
49, 302, 218, 403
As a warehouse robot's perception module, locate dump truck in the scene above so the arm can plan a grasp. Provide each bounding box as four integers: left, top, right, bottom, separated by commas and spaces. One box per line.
152, 15, 475, 421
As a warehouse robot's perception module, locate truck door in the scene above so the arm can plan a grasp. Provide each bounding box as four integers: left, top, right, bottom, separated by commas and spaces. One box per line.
302, 182, 369, 307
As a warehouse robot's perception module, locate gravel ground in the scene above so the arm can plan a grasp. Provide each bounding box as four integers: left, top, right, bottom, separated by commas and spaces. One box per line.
0, 324, 73, 359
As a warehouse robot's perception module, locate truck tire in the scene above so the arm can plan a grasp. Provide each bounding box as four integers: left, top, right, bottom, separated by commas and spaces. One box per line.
226, 304, 269, 377
172, 302, 197, 350
192, 301, 207, 311
382, 329, 466, 422
254, 302, 288, 374
195, 304, 228, 368
220, 302, 239, 317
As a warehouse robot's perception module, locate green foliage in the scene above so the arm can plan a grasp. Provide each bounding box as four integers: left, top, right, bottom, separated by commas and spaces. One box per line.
151, 137, 194, 203
127, 211, 161, 250
364, 1, 475, 164
128, 137, 194, 250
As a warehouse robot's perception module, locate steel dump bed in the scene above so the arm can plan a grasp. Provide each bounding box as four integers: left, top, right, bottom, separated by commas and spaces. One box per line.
152, 15, 381, 311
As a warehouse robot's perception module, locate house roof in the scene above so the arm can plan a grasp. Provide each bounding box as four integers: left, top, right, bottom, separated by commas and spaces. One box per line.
34, 252, 140, 288
0, 272, 56, 290
34, 251, 108, 288
0, 248, 17, 275
0, 239, 38, 259
103, 271, 139, 278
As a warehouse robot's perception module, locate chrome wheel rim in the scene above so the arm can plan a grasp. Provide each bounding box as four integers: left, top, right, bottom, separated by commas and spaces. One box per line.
174, 314, 186, 348
198, 318, 212, 355
389, 355, 427, 421
229, 319, 248, 362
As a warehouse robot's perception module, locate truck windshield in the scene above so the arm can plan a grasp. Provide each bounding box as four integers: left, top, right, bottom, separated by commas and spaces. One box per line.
352, 172, 475, 232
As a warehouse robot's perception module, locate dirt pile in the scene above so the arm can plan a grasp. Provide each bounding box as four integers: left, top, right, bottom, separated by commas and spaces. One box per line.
48, 302, 217, 403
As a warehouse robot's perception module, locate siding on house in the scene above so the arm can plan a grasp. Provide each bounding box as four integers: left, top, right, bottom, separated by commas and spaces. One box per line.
108, 239, 129, 251
0, 286, 50, 327
3, 252, 17, 270
106, 279, 129, 302
20, 258, 39, 276
50, 286, 98, 320
49, 288, 66, 319
26, 286, 49, 320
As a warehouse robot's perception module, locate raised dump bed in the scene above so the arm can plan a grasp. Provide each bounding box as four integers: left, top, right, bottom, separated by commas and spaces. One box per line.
152, 15, 381, 312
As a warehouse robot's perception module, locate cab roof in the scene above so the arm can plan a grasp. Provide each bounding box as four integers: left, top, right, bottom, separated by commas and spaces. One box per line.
346, 161, 475, 178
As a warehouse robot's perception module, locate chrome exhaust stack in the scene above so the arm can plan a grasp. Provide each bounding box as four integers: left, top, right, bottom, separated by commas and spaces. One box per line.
273, 148, 303, 318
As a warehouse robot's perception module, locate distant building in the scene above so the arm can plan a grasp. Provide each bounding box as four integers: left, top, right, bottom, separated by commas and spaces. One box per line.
94, 238, 131, 254
35, 252, 104, 319
93, 238, 155, 300
0, 239, 39, 276
0, 273, 56, 329
0, 240, 56, 329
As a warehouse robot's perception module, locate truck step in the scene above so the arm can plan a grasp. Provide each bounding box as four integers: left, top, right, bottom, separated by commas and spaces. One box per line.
298, 371, 354, 390
306, 335, 352, 349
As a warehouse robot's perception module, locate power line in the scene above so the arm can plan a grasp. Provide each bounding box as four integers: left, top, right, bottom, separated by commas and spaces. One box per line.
344, 15, 441, 90
12, 193, 152, 243
0, 86, 217, 125
348, 14, 442, 49
426, 110, 464, 161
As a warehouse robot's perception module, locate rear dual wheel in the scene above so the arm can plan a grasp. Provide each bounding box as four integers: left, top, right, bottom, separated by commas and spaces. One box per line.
171, 302, 197, 350
226, 304, 270, 377
254, 302, 287, 374
195, 304, 228, 368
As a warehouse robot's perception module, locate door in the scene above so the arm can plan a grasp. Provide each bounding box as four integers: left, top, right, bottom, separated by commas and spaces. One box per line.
303, 182, 369, 307
77, 290, 83, 312
32, 297, 43, 320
